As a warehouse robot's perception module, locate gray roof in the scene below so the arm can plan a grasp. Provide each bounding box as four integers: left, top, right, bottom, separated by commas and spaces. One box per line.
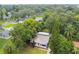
2, 29, 9, 37
19, 18, 25, 21
18, 16, 29, 21
3, 15, 9, 19
35, 32, 49, 45
35, 17, 43, 21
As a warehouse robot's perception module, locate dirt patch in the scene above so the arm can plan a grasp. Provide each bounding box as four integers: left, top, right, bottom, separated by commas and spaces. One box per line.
73, 41, 79, 48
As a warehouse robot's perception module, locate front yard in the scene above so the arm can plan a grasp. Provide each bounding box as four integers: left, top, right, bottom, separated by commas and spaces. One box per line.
19, 46, 47, 54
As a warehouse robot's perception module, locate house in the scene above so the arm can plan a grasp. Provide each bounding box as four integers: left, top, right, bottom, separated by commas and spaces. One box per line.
35, 17, 43, 22
3, 12, 12, 19
18, 18, 25, 23
34, 32, 50, 49
0, 27, 13, 38
2, 29, 9, 37
3, 15, 9, 19
18, 18, 26, 23
0, 29, 9, 38
18, 15, 29, 23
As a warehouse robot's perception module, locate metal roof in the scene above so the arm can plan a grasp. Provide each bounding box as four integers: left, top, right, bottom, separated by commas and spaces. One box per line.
2, 29, 9, 37
35, 32, 49, 45
37, 32, 49, 36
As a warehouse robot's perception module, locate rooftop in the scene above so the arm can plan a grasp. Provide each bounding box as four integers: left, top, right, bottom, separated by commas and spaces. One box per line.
37, 32, 49, 36
35, 17, 43, 21
35, 32, 50, 45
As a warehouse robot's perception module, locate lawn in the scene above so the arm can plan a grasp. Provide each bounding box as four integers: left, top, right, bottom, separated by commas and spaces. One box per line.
0, 22, 4, 25
0, 38, 6, 53
3, 23, 17, 29
19, 46, 47, 54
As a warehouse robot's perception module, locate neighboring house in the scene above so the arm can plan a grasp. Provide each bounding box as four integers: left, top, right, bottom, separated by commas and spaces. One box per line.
2, 29, 9, 37
0, 27, 13, 38
18, 18, 25, 23
3, 15, 9, 19
35, 17, 43, 22
34, 32, 49, 49
18, 16, 29, 23
0, 29, 9, 38
3, 12, 12, 19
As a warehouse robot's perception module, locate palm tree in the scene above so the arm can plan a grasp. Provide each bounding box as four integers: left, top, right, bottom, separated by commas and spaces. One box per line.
64, 24, 75, 40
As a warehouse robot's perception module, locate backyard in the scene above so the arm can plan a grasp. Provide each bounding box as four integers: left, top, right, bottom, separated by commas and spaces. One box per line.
19, 46, 47, 54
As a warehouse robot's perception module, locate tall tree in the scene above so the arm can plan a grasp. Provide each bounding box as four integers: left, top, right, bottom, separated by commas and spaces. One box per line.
49, 15, 74, 54
49, 15, 61, 53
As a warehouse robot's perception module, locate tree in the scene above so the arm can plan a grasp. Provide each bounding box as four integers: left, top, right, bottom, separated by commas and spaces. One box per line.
64, 24, 76, 40
1, 8, 7, 16
46, 14, 55, 33
10, 23, 32, 42
23, 18, 44, 33
23, 18, 37, 38
49, 15, 61, 53
57, 35, 74, 54
3, 39, 16, 54
49, 15, 74, 54
73, 32, 79, 41
0, 9, 3, 20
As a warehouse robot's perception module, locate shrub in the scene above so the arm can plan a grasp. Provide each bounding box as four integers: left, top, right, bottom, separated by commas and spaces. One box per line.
57, 35, 74, 54
73, 33, 79, 41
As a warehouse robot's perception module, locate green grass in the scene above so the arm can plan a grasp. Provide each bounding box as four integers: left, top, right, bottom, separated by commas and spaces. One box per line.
3, 23, 17, 29
0, 38, 6, 53
0, 22, 4, 25
19, 46, 47, 54
0, 39, 47, 54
